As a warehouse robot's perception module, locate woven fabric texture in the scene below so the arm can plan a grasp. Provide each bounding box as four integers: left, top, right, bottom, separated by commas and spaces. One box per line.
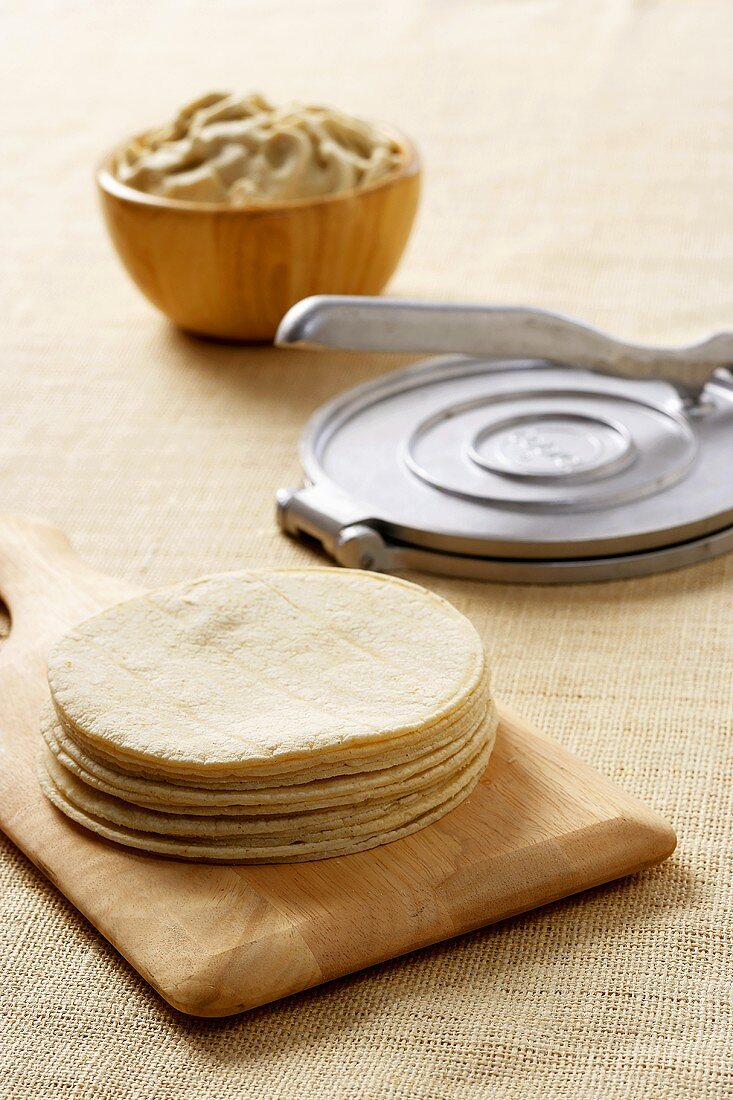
1, 1, 732, 1097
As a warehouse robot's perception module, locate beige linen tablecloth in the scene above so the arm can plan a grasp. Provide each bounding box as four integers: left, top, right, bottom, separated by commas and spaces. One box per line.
1, 2, 732, 1097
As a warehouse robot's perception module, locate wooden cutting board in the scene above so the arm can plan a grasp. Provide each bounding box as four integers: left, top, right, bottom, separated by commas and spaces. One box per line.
0, 515, 676, 1017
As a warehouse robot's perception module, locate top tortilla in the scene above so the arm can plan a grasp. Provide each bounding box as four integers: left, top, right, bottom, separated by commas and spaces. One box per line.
47, 569, 487, 772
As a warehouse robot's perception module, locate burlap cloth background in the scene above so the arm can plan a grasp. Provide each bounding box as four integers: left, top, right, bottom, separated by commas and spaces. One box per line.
1, 2, 732, 1097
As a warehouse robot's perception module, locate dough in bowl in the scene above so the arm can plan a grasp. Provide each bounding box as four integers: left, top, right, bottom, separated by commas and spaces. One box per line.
116, 92, 406, 204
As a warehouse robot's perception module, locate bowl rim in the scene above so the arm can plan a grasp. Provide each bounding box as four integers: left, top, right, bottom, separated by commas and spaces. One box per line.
96, 121, 420, 214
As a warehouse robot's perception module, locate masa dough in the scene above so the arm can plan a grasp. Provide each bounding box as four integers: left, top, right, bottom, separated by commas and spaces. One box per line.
116, 92, 405, 204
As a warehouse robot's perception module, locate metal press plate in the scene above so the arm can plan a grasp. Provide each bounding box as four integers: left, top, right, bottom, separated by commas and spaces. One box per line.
297, 357, 733, 562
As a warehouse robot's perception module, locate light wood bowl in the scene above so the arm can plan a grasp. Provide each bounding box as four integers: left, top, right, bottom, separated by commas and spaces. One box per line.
96, 130, 420, 341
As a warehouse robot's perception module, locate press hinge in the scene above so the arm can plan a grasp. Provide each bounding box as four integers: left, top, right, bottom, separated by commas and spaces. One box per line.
276, 484, 394, 571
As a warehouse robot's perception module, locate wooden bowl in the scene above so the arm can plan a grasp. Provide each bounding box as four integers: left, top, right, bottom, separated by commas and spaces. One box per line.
96, 130, 420, 341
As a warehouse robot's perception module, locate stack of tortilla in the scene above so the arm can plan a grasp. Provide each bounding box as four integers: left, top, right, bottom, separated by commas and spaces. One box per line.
38, 570, 497, 863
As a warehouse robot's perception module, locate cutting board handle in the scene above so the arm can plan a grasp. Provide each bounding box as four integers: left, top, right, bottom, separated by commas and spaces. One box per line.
0, 514, 76, 601
0, 515, 137, 634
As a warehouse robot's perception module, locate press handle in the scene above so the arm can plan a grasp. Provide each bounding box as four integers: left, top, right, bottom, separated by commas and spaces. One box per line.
276, 295, 733, 402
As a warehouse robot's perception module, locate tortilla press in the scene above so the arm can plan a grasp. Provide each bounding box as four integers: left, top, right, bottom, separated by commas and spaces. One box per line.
274, 296, 733, 583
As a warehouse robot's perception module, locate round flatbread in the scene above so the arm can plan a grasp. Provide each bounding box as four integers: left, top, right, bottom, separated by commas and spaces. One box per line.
40, 722, 493, 840
45, 674, 491, 788
42, 706, 497, 814
38, 742, 491, 863
47, 570, 486, 774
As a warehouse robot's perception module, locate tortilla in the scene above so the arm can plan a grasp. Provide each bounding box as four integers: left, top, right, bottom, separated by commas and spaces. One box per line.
38, 742, 491, 863
42, 707, 497, 814
41, 568, 496, 863
47, 570, 486, 773
40, 725, 493, 841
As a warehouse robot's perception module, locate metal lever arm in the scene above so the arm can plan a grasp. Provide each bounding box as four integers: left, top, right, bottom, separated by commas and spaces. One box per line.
276, 295, 733, 403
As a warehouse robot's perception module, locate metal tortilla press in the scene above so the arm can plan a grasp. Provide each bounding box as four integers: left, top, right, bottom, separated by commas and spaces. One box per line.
274, 296, 733, 583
